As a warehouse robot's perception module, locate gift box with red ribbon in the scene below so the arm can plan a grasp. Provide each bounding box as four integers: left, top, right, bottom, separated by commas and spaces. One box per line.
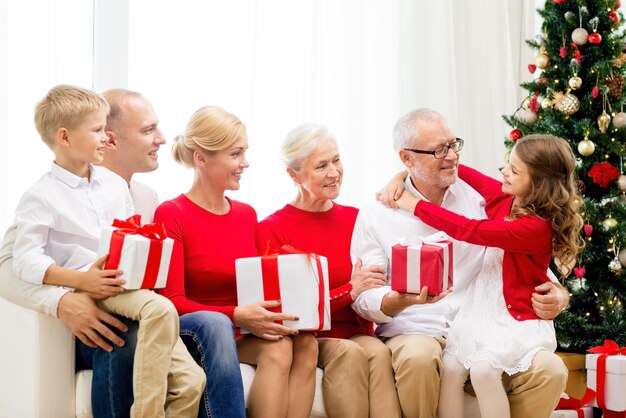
235, 245, 330, 332
552, 387, 594, 418
391, 232, 453, 296
586, 340, 626, 412
96, 214, 173, 290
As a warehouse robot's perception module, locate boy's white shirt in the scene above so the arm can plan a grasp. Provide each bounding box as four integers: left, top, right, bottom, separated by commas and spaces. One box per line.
12, 163, 134, 284
0, 167, 158, 317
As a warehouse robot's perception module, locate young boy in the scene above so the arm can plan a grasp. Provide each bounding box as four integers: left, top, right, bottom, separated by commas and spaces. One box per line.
12, 85, 205, 418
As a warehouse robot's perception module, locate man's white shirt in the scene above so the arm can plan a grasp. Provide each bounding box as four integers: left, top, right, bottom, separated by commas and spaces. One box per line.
350, 174, 488, 338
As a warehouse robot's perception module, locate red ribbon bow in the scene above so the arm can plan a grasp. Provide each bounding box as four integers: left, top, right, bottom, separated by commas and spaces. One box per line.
260, 243, 327, 331
556, 387, 595, 415
587, 340, 626, 409
111, 214, 168, 240
104, 215, 168, 289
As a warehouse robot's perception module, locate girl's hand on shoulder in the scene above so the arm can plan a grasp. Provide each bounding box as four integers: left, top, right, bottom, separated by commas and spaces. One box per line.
376, 170, 407, 208
350, 258, 387, 299
396, 190, 419, 213
234, 301, 299, 341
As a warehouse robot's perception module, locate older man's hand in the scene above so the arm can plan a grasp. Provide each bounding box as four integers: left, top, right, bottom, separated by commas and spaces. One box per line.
532, 281, 570, 319
381, 287, 450, 317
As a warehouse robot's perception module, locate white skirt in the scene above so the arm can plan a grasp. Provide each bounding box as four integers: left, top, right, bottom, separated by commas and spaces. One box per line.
445, 247, 556, 375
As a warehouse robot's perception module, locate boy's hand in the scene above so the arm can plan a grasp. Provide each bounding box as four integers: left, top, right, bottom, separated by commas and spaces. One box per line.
78, 255, 126, 298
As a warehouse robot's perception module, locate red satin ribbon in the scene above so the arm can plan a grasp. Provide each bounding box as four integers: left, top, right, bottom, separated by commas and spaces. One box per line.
587, 340, 626, 409
556, 387, 595, 417
260, 244, 327, 330
104, 215, 168, 289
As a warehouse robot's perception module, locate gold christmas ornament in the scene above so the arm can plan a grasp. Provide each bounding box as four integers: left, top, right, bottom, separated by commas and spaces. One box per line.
577, 138, 596, 156
535, 52, 550, 69
602, 217, 618, 230
568, 76, 583, 90
540, 98, 554, 110
523, 97, 531, 109
613, 112, 626, 129
597, 110, 611, 133
617, 174, 626, 192
554, 90, 580, 115
571, 27, 589, 45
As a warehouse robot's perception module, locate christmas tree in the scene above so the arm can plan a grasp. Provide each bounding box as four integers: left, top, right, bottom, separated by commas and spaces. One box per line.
503, 0, 626, 353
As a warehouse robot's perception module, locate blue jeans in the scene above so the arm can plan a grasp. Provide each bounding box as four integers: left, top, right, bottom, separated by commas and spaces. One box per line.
76, 315, 137, 418
179, 311, 246, 418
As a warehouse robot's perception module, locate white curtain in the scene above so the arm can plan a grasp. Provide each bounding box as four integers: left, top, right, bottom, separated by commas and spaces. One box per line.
0, 0, 536, 231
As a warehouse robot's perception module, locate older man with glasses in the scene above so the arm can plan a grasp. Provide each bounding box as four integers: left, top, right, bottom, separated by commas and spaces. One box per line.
350, 108, 569, 418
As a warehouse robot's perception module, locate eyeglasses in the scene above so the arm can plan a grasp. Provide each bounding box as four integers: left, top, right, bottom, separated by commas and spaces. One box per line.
403, 138, 464, 159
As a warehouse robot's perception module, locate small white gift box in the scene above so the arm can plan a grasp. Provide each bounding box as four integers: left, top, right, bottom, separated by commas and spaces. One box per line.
236, 249, 330, 332
586, 349, 626, 412
96, 215, 173, 290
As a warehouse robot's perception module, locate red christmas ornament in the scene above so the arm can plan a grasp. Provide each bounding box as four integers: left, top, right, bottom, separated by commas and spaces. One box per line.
588, 162, 620, 188
528, 64, 536, 74
616, 1, 622, 8
553, 0, 567, 3
592, 85, 599, 98
584, 224, 593, 236
608, 10, 620, 24
559, 47, 567, 59
573, 267, 586, 278
510, 129, 522, 141
588, 32, 602, 44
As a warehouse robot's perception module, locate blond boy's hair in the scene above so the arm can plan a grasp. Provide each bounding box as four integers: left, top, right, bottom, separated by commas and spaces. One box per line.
34, 84, 110, 149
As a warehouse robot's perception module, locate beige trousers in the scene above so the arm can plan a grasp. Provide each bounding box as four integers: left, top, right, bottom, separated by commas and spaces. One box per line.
99, 289, 205, 418
384, 334, 567, 418
318, 335, 401, 418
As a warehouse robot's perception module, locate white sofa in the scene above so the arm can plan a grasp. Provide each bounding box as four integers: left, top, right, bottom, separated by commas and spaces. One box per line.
0, 296, 482, 418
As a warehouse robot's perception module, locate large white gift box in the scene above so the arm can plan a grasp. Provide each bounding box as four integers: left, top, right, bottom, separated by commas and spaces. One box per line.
96, 215, 173, 290
549, 406, 593, 418
236, 250, 330, 332
586, 350, 626, 411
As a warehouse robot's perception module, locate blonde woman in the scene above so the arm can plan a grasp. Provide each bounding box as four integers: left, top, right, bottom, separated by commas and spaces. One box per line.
155, 106, 318, 418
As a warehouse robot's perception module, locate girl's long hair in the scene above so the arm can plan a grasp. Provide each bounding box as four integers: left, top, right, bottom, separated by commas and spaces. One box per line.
509, 134, 585, 276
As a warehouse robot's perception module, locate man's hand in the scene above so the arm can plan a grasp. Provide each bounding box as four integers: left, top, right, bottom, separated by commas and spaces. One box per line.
57, 292, 128, 351
381, 287, 450, 317
532, 281, 570, 320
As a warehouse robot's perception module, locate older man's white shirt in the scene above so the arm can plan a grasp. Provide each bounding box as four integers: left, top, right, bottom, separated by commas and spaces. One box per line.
350, 175, 487, 338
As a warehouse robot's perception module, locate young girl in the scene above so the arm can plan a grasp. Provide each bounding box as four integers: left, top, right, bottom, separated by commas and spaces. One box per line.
394, 134, 584, 418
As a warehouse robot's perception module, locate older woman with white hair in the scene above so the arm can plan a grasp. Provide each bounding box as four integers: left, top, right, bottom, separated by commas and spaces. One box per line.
255, 123, 402, 418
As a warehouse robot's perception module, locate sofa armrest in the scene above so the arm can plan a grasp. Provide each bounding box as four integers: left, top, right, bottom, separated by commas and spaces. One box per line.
0, 296, 75, 418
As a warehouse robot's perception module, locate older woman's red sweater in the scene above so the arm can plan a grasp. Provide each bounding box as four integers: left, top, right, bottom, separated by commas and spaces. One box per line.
256, 203, 373, 338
